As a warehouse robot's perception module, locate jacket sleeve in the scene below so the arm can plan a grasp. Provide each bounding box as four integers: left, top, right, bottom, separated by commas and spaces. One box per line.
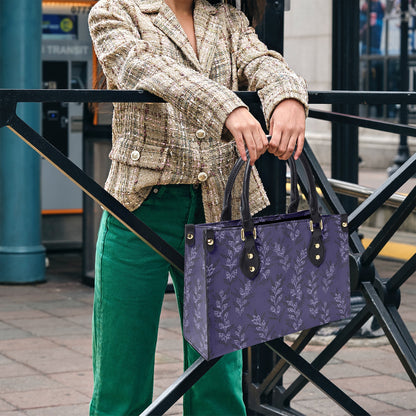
227, 6, 309, 128
88, 0, 246, 139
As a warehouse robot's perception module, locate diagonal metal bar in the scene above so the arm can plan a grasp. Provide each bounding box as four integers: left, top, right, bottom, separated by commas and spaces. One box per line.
5, 112, 184, 273
386, 253, 416, 293
387, 305, 416, 365
259, 329, 318, 397
140, 357, 220, 416
361, 282, 416, 385
360, 186, 416, 266
348, 152, 416, 232
282, 306, 372, 404
265, 339, 370, 416
309, 108, 416, 136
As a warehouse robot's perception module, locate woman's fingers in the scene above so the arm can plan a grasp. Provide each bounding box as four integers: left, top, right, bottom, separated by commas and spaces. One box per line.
268, 99, 306, 160
225, 107, 268, 165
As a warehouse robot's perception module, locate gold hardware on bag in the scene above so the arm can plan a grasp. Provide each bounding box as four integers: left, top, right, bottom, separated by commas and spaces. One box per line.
315, 254, 320, 261
249, 266, 256, 273
315, 243, 320, 249
207, 238, 214, 246
187, 233, 194, 240
310, 220, 323, 232
241, 227, 257, 241
342, 222, 348, 228
247, 253, 254, 259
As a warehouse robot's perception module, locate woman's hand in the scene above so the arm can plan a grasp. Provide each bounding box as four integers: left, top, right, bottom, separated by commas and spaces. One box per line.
268, 99, 306, 160
225, 107, 269, 166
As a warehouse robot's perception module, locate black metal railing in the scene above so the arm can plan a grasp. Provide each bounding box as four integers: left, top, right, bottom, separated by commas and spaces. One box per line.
0, 89, 415, 415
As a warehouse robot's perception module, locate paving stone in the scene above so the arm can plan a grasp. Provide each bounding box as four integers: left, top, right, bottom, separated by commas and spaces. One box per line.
369, 390, 416, 410
0, 362, 37, 378
1, 388, 90, 409
0, 398, 14, 412
0, 375, 62, 394
335, 374, 414, 395
321, 362, 378, 379
0, 338, 57, 352
46, 335, 92, 356
351, 394, 405, 415
3, 347, 92, 374
24, 403, 90, 416
49, 372, 93, 396
7, 317, 90, 338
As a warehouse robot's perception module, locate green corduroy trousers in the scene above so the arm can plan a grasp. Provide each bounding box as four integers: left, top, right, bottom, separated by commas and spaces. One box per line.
89, 184, 247, 416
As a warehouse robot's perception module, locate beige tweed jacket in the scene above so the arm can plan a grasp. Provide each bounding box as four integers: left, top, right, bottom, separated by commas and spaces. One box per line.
88, 0, 308, 223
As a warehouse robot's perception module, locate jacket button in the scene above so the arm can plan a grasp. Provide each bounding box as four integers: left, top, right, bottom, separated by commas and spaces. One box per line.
195, 129, 206, 139
131, 150, 140, 161
197, 172, 208, 182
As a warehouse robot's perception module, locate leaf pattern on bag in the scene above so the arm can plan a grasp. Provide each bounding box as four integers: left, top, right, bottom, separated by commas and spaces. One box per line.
286, 249, 307, 331
334, 290, 349, 318
270, 279, 283, 316
274, 243, 290, 272
214, 290, 231, 343
338, 229, 349, 263
259, 241, 272, 281
287, 222, 301, 242
183, 246, 198, 330
307, 270, 319, 318
235, 280, 252, 316
323, 263, 336, 293
252, 313, 270, 341
320, 301, 330, 324
192, 278, 203, 330
233, 324, 248, 350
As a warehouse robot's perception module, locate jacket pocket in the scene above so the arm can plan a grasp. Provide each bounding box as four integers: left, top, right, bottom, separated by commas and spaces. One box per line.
109, 138, 169, 171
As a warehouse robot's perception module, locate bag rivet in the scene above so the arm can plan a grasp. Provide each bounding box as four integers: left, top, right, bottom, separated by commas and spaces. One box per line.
207, 238, 214, 246
315, 243, 320, 249
247, 253, 254, 259
342, 222, 347, 228
187, 233, 194, 240
249, 266, 256, 272
315, 254, 321, 260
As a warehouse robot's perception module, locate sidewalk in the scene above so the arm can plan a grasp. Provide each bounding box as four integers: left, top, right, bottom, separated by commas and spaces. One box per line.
0, 251, 415, 416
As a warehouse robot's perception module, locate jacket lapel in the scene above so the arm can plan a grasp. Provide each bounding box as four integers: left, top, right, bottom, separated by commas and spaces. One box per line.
193, 0, 220, 75
140, 0, 202, 71
139, 0, 220, 75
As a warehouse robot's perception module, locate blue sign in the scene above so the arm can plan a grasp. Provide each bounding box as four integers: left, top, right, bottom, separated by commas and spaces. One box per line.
42, 15, 78, 40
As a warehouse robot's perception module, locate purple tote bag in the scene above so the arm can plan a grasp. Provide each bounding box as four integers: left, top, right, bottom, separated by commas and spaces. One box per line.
183, 154, 350, 360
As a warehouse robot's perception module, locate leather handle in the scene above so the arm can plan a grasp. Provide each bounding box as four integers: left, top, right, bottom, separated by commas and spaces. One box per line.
240, 152, 321, 235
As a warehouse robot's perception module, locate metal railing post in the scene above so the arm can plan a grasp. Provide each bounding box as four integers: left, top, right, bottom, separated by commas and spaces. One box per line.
0, 0, 45, 283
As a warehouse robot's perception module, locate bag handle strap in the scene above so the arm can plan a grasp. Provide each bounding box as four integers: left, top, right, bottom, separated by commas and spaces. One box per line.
221, 151, 301, 221
241, 153, 321, 230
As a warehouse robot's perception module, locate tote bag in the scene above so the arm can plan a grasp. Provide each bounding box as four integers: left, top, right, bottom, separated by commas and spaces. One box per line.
183, 153, 350, 360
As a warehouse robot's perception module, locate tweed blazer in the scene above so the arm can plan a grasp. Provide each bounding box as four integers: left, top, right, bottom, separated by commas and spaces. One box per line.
88, 0, 308, 223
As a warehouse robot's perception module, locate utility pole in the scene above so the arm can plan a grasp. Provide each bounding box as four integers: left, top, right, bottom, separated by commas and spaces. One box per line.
0, 0, 45, 282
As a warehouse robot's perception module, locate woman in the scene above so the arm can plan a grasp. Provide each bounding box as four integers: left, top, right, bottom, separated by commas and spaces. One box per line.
88, 0, 308, 414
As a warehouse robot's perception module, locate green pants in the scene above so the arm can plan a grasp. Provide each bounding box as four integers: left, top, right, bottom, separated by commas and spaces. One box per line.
90, 184, 246, 416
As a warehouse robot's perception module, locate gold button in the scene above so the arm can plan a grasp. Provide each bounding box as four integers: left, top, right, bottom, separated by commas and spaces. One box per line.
195, 129, 206, 139
315, 243, 320, 249
207, 238, 214, 246
249, 266, 256, 273
197, 172, 208, 182
342, 222, 348, 228
131, 150, 140, 161
247, 253, 254, 259
316, 255, 321, 260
